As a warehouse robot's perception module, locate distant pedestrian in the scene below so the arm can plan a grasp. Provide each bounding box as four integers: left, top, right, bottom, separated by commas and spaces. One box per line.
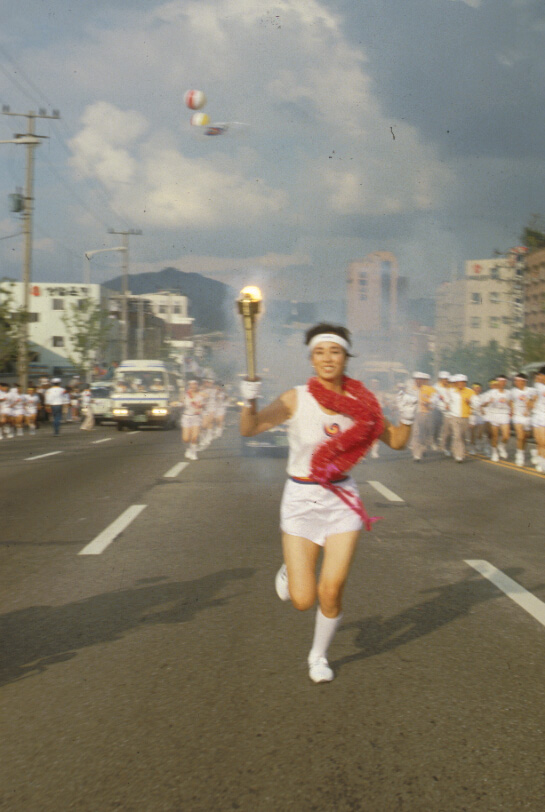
45, 378, 65, 436
410, 372, 435, 461
80, 385, 95, 430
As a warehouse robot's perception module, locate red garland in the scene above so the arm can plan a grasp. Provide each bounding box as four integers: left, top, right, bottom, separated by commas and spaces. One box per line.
308, 376, 385, 530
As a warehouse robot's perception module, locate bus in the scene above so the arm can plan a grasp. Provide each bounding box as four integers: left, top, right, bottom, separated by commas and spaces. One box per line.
110, 359, 183, 430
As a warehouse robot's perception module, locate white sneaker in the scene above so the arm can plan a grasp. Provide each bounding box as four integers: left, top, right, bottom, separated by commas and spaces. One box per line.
184, 448, 192, 459
308, 655, 334, 684
498, 443, 508, 460
274, 564, 290, 601
515, 450, 524, 467
491, 449, 499, 462
530, 448, 538, 463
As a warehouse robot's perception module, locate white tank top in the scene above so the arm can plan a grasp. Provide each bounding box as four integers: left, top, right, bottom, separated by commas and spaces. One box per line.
286, 385, 354, 478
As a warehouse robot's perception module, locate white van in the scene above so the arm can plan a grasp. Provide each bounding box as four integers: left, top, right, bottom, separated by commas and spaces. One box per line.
110, 360, 183, 430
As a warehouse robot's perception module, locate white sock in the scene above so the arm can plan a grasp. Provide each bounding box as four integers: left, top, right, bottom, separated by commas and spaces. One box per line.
309, 609, 343, 661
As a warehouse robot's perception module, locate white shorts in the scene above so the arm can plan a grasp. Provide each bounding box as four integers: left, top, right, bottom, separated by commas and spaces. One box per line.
488, 415, 510, 427
280, 476, 362, 547
469, 415, 484, 426
532, 415, 545, 429
182, 413, 201, 429
512, 416, 531, 430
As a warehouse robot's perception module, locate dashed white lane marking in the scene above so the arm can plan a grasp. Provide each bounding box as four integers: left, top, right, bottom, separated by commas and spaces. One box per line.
127, 431, 139, 435
78, 504, 147, 556
367, 481, 404, 502
92, 438, 112, 444
466, 560, 545, 628
164, 461, 189, 478
25, 451, 63, 461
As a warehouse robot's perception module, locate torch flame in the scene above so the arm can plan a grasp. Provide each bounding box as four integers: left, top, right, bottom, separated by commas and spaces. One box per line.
239, 285, 262, 302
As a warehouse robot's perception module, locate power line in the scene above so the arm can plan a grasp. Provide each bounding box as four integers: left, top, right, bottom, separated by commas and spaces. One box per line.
0, 41, 134, 231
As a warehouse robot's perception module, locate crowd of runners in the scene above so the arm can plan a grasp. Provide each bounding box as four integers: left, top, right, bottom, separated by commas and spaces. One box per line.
180, 378, 227, 459
393, 367, 545, 471
0, 377, 92, 438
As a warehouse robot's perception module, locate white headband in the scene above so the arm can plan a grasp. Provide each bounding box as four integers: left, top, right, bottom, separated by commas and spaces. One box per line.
308, 333, 350, 353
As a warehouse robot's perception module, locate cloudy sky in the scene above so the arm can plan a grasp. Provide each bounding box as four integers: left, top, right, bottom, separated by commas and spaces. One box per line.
0, 0, 543, 304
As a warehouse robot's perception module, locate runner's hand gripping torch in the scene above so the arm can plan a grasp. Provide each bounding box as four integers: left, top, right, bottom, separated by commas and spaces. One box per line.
237, 286, 262, 382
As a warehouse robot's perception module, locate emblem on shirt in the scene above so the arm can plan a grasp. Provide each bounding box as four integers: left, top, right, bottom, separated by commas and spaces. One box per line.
324, 422, 340, 437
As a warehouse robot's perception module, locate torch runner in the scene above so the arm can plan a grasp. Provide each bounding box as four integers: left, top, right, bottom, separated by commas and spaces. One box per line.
237, 286, 263, 382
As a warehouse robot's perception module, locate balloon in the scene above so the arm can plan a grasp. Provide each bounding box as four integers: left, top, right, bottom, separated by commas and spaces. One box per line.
190, 112, 210, 126
184, 89, 207, 110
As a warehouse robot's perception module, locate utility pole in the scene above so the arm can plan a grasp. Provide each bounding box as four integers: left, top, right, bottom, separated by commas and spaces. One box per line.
108, 228, 142, 360
1, 106, 60, 389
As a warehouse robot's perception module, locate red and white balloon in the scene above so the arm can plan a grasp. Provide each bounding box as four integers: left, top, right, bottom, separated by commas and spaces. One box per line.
184, 89, 207, 110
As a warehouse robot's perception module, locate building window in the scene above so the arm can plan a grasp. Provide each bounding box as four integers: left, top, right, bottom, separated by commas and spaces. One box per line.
489, 317, 500, 329
358, 272, 367, 301
489, 291, 500, 304
28, 312, 39, 322
173, 306, 181, 314
490, 266, 500, 279
470, 317, 481, 328
52, 336, 65, 347
502, 316, 511, 324
470, 292, 482, 305
159, 305, 167, 314
52, 299, 64, 310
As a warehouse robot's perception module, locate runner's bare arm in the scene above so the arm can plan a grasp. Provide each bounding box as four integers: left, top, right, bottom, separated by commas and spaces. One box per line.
240, 389, 295, 436
379, 417, 411, 450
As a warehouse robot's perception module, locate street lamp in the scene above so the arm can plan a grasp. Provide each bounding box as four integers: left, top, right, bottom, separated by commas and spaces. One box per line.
84, 246, 127, 285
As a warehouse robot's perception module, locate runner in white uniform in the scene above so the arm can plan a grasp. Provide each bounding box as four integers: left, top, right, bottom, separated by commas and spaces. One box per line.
7, 384, 24, 436
530, 366, 545, 473
213, 384, 226, 438
240, 323, 417, 684
481, 375, 511, 461
23, 386, 40, 433
510, 373, 535, 466
468, 383, 485, 453
182, 380, 203, 460
0, 383, 9, 438
199, 379, 215, 449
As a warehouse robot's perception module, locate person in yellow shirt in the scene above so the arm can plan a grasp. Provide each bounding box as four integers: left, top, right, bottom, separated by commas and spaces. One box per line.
410, 372, 436, 461
449, 374, 475, 462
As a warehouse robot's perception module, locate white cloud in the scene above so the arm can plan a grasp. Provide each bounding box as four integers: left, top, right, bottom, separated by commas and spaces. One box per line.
448, 0, 482, 7
69, 104, 288, 228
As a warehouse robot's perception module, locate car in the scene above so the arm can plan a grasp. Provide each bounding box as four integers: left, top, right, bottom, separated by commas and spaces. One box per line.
88, 383, 115, 425
241, 424, 289, 457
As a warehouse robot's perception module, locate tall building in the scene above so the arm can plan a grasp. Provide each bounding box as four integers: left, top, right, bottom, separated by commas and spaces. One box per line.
434, 255, 525, 359
463, 257, 523, 350
132, 290, 194, 359
434, 279, 465, 357
346, 252, 408, 358
523, 247, 545, 334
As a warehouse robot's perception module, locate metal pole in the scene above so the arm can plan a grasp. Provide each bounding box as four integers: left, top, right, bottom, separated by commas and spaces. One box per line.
107, 229, 142, 362
121, 232, 129, 360
137, 299, 144, 359
17, 116, 36, 390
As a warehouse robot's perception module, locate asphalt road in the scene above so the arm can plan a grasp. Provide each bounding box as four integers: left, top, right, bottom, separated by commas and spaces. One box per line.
1, 417, 545, 811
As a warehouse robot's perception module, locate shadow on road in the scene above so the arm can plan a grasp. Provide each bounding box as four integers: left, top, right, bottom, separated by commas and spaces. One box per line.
336, 568, 540, 671
0, 568, 255, 687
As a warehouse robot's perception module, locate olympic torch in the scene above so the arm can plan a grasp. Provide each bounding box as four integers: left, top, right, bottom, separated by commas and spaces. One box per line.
237, 286, 262, 381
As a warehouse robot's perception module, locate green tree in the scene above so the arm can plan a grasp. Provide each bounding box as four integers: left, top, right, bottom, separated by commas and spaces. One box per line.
519, 330, 545, 365
0, 283, 26, 373
520, 214, 545, 250
62, 297, 111, 380
439, 340, 518, 384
